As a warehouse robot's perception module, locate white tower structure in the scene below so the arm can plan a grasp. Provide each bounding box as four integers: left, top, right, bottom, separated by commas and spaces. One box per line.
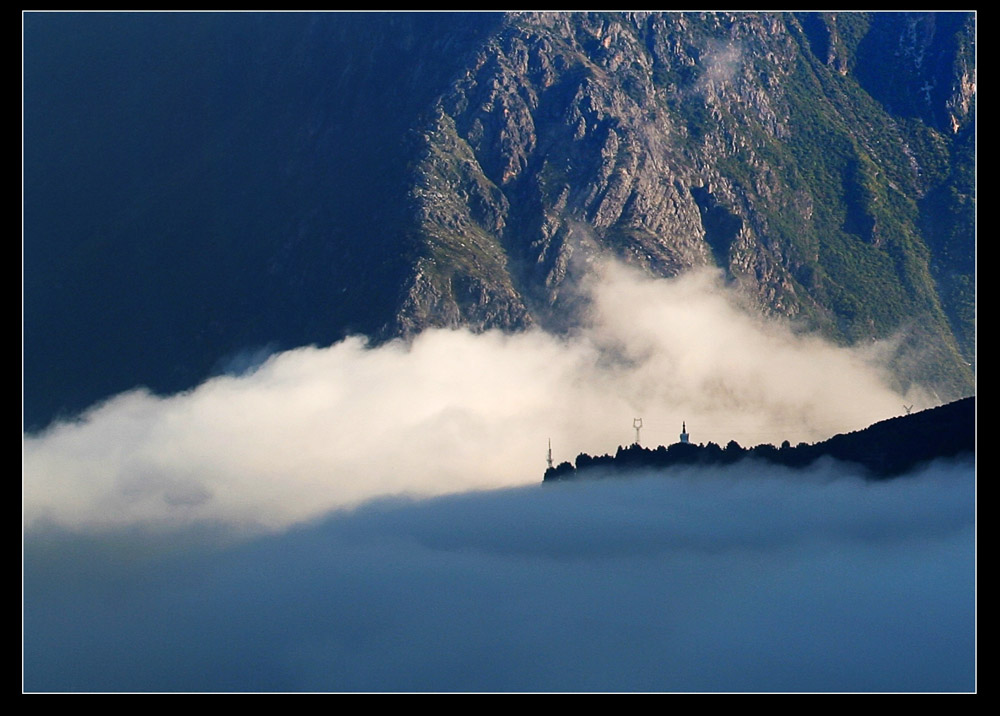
680, 421, 689, 444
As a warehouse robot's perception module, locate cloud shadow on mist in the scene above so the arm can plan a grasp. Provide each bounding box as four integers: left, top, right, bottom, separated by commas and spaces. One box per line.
24, 459, 975, 692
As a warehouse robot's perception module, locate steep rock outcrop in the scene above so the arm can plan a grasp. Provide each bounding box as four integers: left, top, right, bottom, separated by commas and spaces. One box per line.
395, 11, 974, 397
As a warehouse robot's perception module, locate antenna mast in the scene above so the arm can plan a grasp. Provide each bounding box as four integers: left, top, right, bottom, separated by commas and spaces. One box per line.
633, 417, 643, 446
547, 438, 553, 469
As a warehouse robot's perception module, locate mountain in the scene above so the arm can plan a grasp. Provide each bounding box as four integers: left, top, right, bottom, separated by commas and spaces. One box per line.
23, 12, 975, 430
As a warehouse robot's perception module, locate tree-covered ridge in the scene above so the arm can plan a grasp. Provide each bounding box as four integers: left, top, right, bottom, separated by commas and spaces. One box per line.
544, 396, 975, 482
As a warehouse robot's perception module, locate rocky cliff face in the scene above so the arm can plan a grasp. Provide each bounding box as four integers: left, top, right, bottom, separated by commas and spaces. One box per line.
390, 11, 974, 397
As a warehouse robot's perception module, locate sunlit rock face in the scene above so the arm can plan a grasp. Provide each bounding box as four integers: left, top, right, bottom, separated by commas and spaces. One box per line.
396, 12, 975, 401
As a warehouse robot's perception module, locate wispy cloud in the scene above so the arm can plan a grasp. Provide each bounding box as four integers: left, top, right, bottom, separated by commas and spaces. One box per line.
696, 40, 744, 95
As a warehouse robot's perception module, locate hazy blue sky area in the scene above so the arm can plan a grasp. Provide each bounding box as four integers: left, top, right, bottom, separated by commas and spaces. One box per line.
25, 460, 974, 692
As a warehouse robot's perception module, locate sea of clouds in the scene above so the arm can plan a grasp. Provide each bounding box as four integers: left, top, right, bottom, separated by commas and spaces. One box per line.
24, 461, 974, 691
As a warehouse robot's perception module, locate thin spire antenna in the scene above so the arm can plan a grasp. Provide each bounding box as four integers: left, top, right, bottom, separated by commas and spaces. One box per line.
547, 438, 553, 469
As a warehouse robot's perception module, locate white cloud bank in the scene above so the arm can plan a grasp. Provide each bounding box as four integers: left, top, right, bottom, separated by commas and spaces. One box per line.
24, 261, 925, 533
